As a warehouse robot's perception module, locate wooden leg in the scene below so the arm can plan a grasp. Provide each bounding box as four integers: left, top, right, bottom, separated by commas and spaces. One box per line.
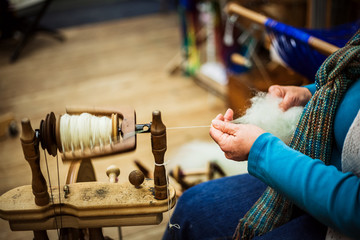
60, 228, 81, 240
89, 228, 105, 240
33, 230, 49, 240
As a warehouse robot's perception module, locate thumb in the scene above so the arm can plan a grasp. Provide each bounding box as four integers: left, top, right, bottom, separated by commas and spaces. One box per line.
211, 120, 238, 135
268, 85, 284, 98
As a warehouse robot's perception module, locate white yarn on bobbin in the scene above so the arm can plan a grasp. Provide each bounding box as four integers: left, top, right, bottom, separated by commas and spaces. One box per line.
60, 113, 113, 152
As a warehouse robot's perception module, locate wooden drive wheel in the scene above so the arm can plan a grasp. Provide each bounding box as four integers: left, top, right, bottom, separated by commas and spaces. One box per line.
60, 159, 106, 240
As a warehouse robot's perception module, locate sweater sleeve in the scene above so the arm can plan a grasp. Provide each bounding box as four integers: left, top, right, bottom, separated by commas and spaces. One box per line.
303, 83, 316, 95
247, 133, 360, 238
247, 79, 360, 237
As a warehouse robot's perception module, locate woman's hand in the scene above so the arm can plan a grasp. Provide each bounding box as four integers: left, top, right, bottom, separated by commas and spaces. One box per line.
209, 109, 265, 161
268, 85, 312, 111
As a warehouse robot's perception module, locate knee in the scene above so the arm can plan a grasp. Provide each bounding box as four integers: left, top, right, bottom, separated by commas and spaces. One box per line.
174, 184, 203, 214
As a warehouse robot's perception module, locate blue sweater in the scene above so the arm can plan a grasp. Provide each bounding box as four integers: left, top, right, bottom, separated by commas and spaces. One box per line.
247, 79, 360, 238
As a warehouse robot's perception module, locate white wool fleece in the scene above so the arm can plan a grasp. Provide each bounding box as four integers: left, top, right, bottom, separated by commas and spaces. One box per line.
232, 92, 304, 144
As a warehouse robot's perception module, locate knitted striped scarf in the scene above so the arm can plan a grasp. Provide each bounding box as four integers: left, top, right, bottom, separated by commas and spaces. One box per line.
233, 29, 360, 239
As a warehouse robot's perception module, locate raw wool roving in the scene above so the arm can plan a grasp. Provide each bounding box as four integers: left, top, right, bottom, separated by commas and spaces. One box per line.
232, 92, 304, 144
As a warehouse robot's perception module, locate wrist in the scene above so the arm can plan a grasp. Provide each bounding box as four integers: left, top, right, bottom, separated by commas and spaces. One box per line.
302, 83, 316, 96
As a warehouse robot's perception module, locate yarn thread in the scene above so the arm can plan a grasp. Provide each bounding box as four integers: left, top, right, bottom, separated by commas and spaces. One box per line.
155, 160, 181, 230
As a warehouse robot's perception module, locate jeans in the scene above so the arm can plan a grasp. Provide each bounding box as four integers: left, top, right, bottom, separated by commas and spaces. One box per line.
162, 174, 327, 240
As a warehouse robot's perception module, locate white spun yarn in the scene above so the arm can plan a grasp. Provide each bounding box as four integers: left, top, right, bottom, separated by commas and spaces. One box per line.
60, 113, 112, 152
232, 92, 304, 144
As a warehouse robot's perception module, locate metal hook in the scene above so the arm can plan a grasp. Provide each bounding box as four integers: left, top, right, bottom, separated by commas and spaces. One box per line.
118, 123, 152, 136
135, 123, 152, 134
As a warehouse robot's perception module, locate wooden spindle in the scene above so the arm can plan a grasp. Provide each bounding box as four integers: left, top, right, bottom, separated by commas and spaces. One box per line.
151, 110, 167, 200
20, 119, 49, 206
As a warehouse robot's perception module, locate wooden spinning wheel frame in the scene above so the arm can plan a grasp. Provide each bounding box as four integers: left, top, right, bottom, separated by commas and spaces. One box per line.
0, 107, 176, 240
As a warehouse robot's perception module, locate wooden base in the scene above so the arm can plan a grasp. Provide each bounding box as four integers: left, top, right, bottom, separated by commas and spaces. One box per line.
9, 213, 164, 231
0, 179, 176, 231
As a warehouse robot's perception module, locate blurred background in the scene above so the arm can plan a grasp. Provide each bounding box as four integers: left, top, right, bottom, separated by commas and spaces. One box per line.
0, 0, 359, 239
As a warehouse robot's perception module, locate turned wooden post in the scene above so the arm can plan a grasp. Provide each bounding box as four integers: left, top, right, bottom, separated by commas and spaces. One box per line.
20, 118, 50, 206
151, 110, 167, 200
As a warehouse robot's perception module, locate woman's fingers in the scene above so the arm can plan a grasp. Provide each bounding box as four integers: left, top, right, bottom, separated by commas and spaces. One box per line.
214, 113, 224, 121
211, 120, 238, 135
268, 85, 284, 98
224, 108, 234, 122
209, 124, 224, 142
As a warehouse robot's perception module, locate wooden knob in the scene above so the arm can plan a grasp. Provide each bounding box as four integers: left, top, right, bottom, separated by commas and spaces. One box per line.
106, 165, 120, 183
129, 170, 144, 188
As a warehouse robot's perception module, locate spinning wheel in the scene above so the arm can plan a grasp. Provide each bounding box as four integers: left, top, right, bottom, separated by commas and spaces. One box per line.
0, 107, 176, 240
60, 159, 104, 239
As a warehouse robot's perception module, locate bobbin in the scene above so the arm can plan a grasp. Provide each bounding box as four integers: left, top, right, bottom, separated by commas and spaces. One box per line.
35, 107, 168, 200
38, 106, 137, 160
